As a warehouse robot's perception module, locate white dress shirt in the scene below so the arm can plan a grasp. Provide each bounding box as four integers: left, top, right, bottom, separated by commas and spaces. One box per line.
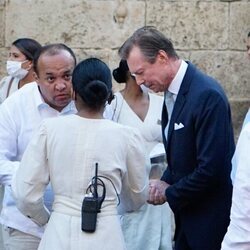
231, 108, 250, 183
164, 60, 187, 140
0, 82, 76, 238
221, 121, 250, 249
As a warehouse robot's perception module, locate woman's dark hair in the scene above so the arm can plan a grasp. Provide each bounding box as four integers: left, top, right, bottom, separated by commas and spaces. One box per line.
12, 38, 42, 61
72, 58, 113, 111
112, 60, 130, 83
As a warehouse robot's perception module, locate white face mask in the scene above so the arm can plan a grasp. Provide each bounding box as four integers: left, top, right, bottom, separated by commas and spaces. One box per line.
6, 60, 29, 79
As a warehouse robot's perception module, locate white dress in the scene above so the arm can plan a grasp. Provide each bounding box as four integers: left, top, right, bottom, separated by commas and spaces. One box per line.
0, 76, 20, 104
110, 92, 174, 250
12, 115, 148, 250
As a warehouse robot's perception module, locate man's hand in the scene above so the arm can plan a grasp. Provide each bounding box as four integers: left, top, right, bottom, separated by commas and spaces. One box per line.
147, 179, 170, 205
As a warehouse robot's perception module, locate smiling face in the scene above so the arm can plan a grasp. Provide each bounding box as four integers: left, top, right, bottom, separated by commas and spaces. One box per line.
34, 50, 75, 111
127, 46, 174, 93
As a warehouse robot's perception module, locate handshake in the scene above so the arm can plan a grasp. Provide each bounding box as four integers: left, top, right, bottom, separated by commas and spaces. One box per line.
147, 179, 170, 205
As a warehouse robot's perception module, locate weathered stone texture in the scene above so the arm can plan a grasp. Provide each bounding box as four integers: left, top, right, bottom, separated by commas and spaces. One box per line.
230, 2, 250, 50
190, 51, 250, 99
0, 0, 249, 140
5, 0, 145, 48
0, 48, 7, 77
0, 6, 4, 47
146, 2, 229, 50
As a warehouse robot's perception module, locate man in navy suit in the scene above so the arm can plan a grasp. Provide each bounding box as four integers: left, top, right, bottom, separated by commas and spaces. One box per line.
118, 26, 235, 250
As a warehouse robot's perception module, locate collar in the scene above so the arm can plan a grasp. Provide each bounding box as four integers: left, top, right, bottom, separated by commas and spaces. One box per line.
34, 84, 46, 109
168, 60, 188, 98
34, 84, 76, 114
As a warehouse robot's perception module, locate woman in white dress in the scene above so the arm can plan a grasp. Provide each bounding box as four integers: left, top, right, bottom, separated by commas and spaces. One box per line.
111, 60, 175, 250
12, 58, 148, 250
0, 38, 42, 104
0, 38, 41, 249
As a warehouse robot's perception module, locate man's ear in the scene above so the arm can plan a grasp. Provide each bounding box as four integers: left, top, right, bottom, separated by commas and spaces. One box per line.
72, 90, 77, 101
24, 60, 33, 71
158, 50, 169, 63
33, 72, 39, 84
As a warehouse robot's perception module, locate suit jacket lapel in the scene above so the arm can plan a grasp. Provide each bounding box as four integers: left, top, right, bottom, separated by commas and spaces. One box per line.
165, 62, 197, 149
161, 103, 168, 147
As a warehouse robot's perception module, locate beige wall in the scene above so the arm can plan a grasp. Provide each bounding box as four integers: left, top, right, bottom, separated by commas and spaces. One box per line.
0, 0, 249, 137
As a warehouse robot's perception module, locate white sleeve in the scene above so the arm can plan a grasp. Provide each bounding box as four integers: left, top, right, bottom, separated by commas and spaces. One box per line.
118, 128, 148, 214
221, 124, 250, 249
12, 122, 50, 226
0, 102, 20, 185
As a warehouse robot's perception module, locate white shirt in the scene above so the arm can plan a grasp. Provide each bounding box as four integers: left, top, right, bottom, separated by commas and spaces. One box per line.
0, 82, 76, 238
242, 108, 250, 127
221, 121, 250, 249
164, 60, 187, 139
231, 108, 250, 183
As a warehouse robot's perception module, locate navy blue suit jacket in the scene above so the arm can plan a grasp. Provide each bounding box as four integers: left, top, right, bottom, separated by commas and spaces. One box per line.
161, 62, 235, 249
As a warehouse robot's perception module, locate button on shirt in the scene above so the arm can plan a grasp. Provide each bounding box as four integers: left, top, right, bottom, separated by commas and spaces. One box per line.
0, 82, 76, 238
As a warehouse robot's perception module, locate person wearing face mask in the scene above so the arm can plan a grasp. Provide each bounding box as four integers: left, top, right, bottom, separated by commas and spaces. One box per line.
0, 43, 76, 250
0, 38, 42, 249
109, 59, 175, 250
0, 38, 42, 104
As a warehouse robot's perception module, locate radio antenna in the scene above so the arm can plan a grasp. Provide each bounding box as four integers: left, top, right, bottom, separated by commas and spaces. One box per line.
94, 162, 98, 198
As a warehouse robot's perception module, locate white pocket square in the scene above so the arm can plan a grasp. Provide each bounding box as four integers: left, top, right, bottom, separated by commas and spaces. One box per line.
174, 123, 184, 130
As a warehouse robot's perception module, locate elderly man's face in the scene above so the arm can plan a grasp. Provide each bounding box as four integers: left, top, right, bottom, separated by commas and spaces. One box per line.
127, 46, 171, 93
35, 50, 75, 111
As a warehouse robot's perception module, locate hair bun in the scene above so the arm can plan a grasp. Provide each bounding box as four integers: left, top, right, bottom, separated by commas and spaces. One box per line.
112, 60, 129, 83
72, 57, 112, 111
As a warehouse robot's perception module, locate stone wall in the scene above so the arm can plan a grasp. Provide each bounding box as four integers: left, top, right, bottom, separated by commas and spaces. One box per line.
0, 0, 249, 138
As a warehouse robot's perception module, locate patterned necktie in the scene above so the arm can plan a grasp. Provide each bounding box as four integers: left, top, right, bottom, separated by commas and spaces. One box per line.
164, 91, 174, 139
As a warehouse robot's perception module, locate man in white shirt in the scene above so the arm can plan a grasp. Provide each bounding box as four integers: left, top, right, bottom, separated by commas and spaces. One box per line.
0, 43, 77, 250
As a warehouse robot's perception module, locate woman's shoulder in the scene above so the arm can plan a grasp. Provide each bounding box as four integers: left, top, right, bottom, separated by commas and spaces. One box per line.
47, 114, 75, 123
105, 119, 142, 138
0, 76, 12, 85
148, 92, 164, 114
149, 92, 164, 102
0, 76, 13, 93
41, 115, 75, 130
0, 76, 19, 104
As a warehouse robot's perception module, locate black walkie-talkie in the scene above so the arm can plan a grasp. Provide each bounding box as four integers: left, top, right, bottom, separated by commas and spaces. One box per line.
81, 163, 104, 233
